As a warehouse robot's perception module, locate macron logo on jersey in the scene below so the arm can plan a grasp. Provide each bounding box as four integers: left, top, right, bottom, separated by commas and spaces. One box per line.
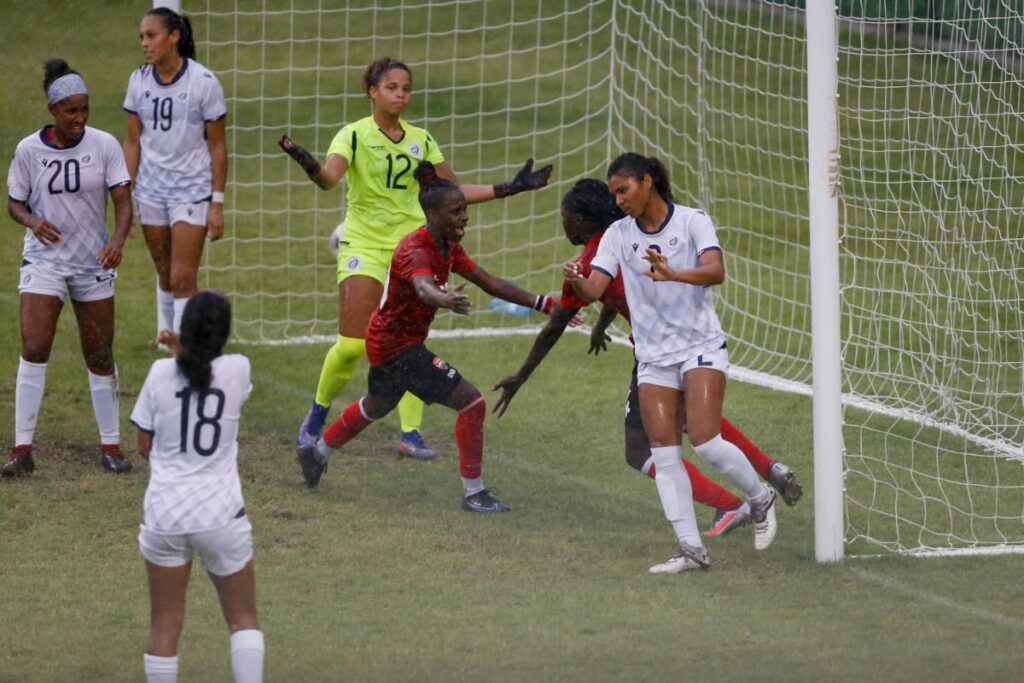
631, 242, 639, 252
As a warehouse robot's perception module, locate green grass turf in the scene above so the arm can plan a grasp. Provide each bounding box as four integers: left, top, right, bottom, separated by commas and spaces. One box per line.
2, 1, 1023, 680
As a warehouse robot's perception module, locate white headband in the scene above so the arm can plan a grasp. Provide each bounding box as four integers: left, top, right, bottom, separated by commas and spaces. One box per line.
47, 74, 88, 104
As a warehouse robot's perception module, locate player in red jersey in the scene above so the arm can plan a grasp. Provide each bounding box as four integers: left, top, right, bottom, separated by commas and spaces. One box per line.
295, 160, 559, 512
493, 179, 802, 542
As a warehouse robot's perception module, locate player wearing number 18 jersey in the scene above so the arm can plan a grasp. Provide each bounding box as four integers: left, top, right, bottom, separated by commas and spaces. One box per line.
280, 56, 552, 460
131, 291, 264, 683
4, 59, 133, 477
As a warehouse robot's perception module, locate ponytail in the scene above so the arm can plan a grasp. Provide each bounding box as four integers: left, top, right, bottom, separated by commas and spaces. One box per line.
414, 160, 460, 213
176, 291, 232, 391
146, 7, 197, 61
607, 152, 674, 204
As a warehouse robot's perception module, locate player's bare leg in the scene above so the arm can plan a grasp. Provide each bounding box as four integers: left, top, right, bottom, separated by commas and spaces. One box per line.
209, 560, 264, 683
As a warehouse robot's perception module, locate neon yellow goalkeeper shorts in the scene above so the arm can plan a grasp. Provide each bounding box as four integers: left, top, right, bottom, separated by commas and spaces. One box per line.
336, 243, 394, 285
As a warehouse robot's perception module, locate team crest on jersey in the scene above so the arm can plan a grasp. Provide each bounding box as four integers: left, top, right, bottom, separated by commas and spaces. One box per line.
669, 237, 678, 246
432, 356, 450, 371
347, 255, 362, 271
178, 93, 187, 100
408, 144, 421, 157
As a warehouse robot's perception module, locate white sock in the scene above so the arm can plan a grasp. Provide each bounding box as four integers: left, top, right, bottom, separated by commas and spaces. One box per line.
88, 368, 120, 445
650, 446, 702, 547
157, 286, 175, 332
230, 629, 265, 683
15, 358, 47, 445
461, 477, 484, 496
692, 434, 764, 498
314, 438, 334, 462
143, 653, 178, 683
172, 297, 189, 334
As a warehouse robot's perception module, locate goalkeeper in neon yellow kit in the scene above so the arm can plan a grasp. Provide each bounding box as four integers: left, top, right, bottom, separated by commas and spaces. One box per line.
280, 56, 552, 458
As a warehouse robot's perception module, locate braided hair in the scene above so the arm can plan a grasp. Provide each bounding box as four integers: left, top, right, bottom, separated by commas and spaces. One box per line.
176, 291, 232, 391
561, 178, 625, 231
362, 57, 412, 96
413, 160, 460, 213
146, 7, 197, 61
607, 152, 674, 204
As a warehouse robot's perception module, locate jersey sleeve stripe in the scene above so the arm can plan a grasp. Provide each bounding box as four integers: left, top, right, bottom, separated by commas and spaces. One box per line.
591, 265, 614, 278
109, 180, 132, 190
697, 246, 723, 256
123, 107, 138, 115
130, 418, 155, 434
204, 113, 227, 123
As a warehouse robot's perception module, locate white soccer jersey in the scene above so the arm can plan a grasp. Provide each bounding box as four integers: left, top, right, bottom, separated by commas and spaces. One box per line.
7, 126, 130, 275
131, 354, 252, 534
590, 203, 727, 365
123, 59, 226, 204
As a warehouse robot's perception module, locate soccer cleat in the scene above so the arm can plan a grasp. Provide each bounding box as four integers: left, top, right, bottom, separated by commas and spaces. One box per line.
649, 543, 710, 574
297, 402, 330, 447
768, 461, 803, 506
99, 445, 133, 474
705, 502, 750, 538
750, 488, 778, 551
461, 489, 511, 513
397, 430, 438, 461
296, 444, 327, 488
1, 445, 35, 477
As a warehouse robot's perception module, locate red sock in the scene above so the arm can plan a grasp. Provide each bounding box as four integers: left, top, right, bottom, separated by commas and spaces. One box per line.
323, 400, 373, 448
683, 458, 743, 511
720, 417, 775, 480
455, 398, 486, 479
643, 456, 743, 512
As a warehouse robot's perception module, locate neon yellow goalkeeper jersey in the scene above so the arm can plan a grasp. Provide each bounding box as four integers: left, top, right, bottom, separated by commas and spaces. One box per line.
327, 115, 446, 251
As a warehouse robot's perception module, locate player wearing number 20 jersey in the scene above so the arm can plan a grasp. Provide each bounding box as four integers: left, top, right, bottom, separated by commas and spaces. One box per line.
131, 353, 252, 534
123, 59, 226, 206
327, 115, 445, 254
8, 126, 131, 275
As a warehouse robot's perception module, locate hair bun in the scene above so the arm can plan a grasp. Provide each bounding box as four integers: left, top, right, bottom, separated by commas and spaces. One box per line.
413, 160, 439, 188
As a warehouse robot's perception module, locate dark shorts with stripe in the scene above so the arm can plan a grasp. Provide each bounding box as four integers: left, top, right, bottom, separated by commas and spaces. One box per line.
368, 343, 463, 405
624, 361, 643, 430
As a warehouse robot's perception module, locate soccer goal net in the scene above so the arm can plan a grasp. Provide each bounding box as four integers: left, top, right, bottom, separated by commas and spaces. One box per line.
187, 0, 1024, 557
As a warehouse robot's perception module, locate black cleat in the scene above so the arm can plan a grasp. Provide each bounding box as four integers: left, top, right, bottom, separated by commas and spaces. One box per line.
297, 444, 327, 488
461, 489, 511, 513
2, 445, 34, 477
100, 445, 133, 474
768, 461, 803, 506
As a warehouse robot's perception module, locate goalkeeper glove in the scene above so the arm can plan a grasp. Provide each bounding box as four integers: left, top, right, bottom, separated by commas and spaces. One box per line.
494, 158, 553, 198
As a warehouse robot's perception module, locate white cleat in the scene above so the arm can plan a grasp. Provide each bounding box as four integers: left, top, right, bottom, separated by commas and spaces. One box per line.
751, 488, 778, 551
649, 543, 710, 574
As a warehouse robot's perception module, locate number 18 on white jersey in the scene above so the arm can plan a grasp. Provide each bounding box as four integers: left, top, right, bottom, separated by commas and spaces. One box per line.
131, 354, 252, 534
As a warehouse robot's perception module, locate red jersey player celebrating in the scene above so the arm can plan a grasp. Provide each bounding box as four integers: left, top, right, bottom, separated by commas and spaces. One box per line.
295, 160, 559, 512
494, 179, 802, 548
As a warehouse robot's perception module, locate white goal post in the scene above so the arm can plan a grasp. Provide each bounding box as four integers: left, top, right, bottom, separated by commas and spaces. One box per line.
178, 0, 1023, 560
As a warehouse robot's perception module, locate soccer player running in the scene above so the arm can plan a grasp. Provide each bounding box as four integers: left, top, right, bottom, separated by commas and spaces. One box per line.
279, 56, 552, 460
132, 291, 264, 683
296, 161, 559, 512
4, 59, 133, 476
565, 154, 778, 573
494, 179, 802, 548
123, 7, 228, 333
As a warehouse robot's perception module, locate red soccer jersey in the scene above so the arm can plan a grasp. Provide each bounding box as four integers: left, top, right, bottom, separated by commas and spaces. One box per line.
366, 226, 478, 365
559, 232, 631, 323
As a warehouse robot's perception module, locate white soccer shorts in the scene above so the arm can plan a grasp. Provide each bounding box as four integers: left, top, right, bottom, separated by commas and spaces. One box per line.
137, 197, 211, 228
636, 346, 730, 391
138, 514, 254, 577
18, 262, 115, 303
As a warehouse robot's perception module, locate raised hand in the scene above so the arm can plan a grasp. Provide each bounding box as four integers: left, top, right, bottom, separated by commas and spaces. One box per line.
563, 260, 584, 282
278, 134, 321, 177
494, 158, 553, 198
641, 247, 676, 281
446, 282, 472, 315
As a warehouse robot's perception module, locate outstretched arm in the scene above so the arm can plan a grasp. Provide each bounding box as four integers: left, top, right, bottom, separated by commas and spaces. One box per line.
461, 264, 556, 314
492, 303, 579, 417
278, 135, 348, 190
436, 159, 552, 205
564, 261, 612, 303
412, 275, 473, 314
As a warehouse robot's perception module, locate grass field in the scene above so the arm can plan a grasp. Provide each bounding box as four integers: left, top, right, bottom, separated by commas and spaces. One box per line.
2, 1, 1024, 681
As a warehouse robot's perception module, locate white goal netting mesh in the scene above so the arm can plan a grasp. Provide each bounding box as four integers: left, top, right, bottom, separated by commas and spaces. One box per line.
188, 0, 1024, 555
